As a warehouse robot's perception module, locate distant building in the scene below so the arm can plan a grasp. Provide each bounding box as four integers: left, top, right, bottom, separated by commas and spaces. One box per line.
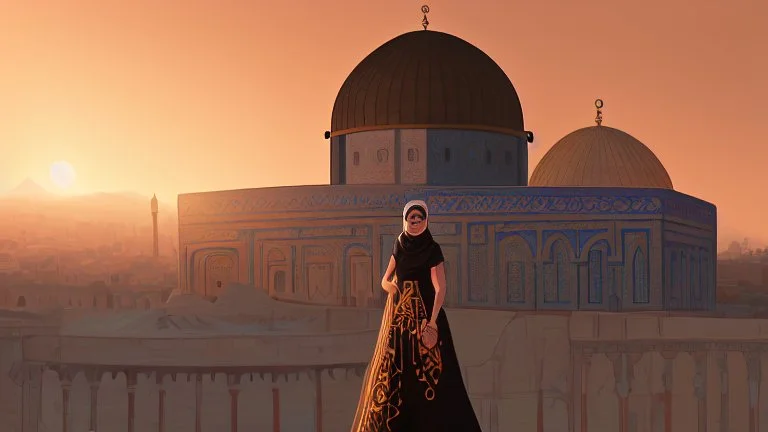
0, 253, 19, 274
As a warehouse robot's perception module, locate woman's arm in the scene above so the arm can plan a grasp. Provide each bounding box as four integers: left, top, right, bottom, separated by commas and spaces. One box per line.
428, 263, 446, 325
381, 256, 397, 293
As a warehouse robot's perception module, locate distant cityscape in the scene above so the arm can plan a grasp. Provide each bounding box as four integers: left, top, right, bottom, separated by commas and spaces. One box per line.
0, 179, 177, 308
0, 178, 766, 314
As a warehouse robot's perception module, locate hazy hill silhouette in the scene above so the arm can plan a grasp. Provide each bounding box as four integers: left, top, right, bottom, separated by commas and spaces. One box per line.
5, 178, 52, 198
0, 184, 177, 246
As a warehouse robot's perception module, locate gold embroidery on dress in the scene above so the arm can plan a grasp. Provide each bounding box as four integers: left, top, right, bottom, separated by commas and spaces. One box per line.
353, 280, 443, 431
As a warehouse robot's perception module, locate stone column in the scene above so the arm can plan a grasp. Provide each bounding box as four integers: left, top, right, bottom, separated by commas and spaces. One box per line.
573, 351, 592, 432
20, 363, 43, 432
86, 370, 101, 431
60, 373, 72, 432
746, 351, 761, 432
715, 352, 728, 432
127, 371, 137, 432
195, 374, 203, 432
691, 351, 708, 432
490, 359, 501, 432
157, 373, 166, 432
609, 352, 639, 432
228, 374, 241, 432
314, 369, 323, 432
272, 383, 281, 432
660, 351, 676, 432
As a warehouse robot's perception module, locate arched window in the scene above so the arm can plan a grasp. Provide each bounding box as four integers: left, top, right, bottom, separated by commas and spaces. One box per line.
353, 152, 360, 166
273, 271, 286, 292
588, 249, 604, 304
544, 240, 570, 303
700, 253, 709, 302
680, 250, 687, 299
556, 250, 569, 301
691, 250, 700, 301
376, 148, 389, 163
16, 296, 26, 308
444, 148, 451, 162
670, 250, 679, 307
506, 246, 526, 303
485, 150, 492, 164
632, 248, 649, 303
407, 148, 418, 162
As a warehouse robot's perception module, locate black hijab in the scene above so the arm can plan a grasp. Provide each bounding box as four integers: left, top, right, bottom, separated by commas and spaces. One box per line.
393, 201, 443, 275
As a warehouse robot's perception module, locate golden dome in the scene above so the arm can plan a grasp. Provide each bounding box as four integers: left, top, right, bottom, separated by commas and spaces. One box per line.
529, 126, 673, 189
330, 30, 524, 137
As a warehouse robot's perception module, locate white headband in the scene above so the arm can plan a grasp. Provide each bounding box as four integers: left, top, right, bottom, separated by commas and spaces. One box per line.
403, 199, 429, 220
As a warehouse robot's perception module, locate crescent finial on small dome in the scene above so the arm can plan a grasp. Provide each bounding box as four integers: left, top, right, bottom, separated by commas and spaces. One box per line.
421, 5, 430, 30
595, 99, 604, 126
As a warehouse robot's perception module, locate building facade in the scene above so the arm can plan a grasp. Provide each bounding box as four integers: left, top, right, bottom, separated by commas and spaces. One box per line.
178, 185, 716, 311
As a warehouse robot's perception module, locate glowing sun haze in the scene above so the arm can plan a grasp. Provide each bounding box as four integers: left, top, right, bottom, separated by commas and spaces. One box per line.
49, 161, 76, 191
0, 0, 766, 248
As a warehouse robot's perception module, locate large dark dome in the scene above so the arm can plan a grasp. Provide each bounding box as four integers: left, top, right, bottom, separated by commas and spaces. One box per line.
330, 30, 524, 137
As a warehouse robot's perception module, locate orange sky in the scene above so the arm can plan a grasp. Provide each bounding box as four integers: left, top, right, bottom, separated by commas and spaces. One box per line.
1, 0, 766, 249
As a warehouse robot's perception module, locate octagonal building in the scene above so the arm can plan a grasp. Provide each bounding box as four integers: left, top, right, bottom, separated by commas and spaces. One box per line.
177, 27, 716, 312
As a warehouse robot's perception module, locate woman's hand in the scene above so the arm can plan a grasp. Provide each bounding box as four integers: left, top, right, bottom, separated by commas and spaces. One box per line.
420, 319, 438, 349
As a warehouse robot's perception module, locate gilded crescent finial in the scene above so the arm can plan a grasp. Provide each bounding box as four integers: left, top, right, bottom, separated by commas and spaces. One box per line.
595, 99, 603, 126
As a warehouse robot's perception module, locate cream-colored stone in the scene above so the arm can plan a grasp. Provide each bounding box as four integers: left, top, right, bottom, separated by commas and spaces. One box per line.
661, 316, 762, 339
9, 299, 768, 431
596, 313, 627, 340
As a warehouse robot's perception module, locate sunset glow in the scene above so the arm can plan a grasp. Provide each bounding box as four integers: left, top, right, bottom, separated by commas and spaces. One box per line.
1, 0, 767, 248
49, 161, 76, 190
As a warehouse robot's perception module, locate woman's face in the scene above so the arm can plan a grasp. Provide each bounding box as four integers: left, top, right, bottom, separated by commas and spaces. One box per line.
405, 209, 427, 235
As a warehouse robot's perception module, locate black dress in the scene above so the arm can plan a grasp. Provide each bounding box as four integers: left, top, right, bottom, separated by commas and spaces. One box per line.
351, 229, 482, 432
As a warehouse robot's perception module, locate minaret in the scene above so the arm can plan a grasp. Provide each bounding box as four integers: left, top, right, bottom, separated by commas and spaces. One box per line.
151, 194, 159, 258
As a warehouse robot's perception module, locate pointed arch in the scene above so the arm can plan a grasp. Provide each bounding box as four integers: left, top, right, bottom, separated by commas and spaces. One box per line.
690, 249, 700, 301
700, 248, 710, 306
632, 247, 649, 303
345, 244, 373, 307
498, 235, 534, 305
266, 247, 289, 294
587, 240, 610, 304
680, 249, 687, 307
543, 239, 574, 304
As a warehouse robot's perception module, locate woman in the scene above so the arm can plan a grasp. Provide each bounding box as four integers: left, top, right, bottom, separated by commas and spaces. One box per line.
351, 200, 482, 431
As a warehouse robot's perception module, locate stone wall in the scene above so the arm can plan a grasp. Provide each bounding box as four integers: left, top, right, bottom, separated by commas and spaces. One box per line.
7, 310, 768, 431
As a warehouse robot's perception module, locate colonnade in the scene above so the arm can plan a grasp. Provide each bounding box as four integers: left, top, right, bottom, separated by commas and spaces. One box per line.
12, 362, 367, 432
572, 340, 765, 432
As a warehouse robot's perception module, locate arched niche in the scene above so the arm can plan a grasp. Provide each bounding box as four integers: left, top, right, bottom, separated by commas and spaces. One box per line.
631, 246, 650, 304
266, 247, 290, 295
191, 248, 240, 297
584, 239, 611, 307
303, 245, 337, 303
622, 229, 651, 309
498, 235, 535, 308
345, 245, 372, 307
540, 234, 577, 308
